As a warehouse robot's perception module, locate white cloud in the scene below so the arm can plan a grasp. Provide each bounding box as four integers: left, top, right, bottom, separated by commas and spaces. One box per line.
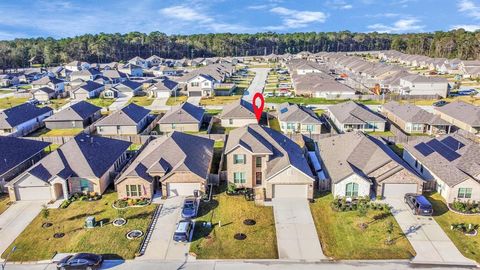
159, 5, 213, 24
458, 0, 480, 19
268, 7, 327, 30
451, 24, 480, 31
368, 18, 424, 33
340, 4, 353, 9
366, 13, 401, 18
247, 4, 271, 10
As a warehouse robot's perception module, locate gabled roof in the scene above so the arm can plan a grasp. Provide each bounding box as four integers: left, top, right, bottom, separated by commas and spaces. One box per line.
112, 80, 143, 92
318, 132, 422, 184
328, 101, 385, 124
435, 101, 480, 126
9, 134, 131, 183
159, 102, 204, 124
219, 99, 256, 119
102, 70, 127, 79
72, 81, 104, 93
383, 101, 450, 125
31, 76, 63, 85
0, 136, 50, 176
32, 87, 55, 94
150, 78, 178, 92
70, 69, 100, 78
116, 132, 214, 184
0, 103, 52, 129
225, 124, 314, 180
404, 133, 480, 187
278, 103, 322, 124
44, 101, 101, 122
95, 103, 150, 126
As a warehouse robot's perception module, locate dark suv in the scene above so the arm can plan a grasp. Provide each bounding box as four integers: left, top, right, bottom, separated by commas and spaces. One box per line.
404, 193, 433, 216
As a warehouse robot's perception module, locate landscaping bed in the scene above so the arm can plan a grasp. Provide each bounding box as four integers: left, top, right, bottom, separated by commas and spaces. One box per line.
60, 192, 102, 209
426, 193, 480, 262
112, 198, 151, 209
449, 199, 480, 215
310, 193, 415, 259
2, 192, 156, 261
190, 186, 277, 259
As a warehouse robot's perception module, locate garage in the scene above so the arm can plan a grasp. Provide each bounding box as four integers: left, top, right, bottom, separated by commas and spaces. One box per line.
188, 91, 202, 97
16, 186, 51, 201
167, 182, 201, 197
273, 184, 308, 199
155, 91, 171, 98
382, 183, 418, 199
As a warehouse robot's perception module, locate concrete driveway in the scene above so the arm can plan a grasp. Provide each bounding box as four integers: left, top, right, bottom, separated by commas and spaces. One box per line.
243, 68, 269, 102
187, 96, 201, 106
0, 201, 44, 258
272, 198, 325, 261
138, 196, 190, 260
387, 198, 476, 266
108, 93, 132, 111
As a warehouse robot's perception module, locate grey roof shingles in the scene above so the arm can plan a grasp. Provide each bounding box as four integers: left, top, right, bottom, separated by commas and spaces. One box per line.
278, 102, 322, 124
44, 101, 101, 122
328, 101, 386, 124
0, 136, 50, 176
219, 99, 256, 119
0, 103, 52, 129
95, 103, 150, 126
159, 102, 205, 124
435, 101, 480, 127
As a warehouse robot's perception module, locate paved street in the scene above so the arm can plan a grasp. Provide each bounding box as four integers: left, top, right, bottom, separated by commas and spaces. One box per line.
138, 196, 190, 260
272, 199, 326, 261
243, 68, 270, 102
0, 201, 44, 259
387, 198, 476, 267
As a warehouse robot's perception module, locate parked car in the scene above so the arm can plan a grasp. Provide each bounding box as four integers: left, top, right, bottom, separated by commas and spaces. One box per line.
433, 100, 449, 107
181, 197, 198, 219
27, 98, 39, 105
404, 193, 433, 216
173, 220, 193, 243
56, 253, 103, 270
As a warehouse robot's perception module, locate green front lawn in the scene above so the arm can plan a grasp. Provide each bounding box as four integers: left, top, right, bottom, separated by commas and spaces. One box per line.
268, 117, 281, 131
86, 98, 115, 108
129, 96, 154, 107
0, 97, 28, 109
427, 193, 480, 263
265, 97, 382, 105
200, 95, 242, 106
0, 194, 11, 215
40, 128, 84, 137
310, 193, 415, 260
45, 98, 70, 110
166, 96, 187, 106
2, 192, 156, 261
190, 188, 277, 259
44, 144, 60, 153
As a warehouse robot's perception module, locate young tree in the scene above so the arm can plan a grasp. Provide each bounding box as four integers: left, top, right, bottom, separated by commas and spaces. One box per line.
386, 221, 394, 245
41, 204, 50, 223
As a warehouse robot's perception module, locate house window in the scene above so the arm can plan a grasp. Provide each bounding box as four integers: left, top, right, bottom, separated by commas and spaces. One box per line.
256, 157, 262, 168
306, 124, 314, 132
191, 82, 199, 87
345, 182, 359, 198
233, 172, 246, 184
126, 184, 142, 197
80, 179, 90, 192
229, 119, 233, 125
233, 154, 245, 164
458, 188, 472, 199
171, 123, 176, 129
287, 123, 295, 130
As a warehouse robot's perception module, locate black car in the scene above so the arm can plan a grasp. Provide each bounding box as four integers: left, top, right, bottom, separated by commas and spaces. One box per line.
404, 193, 433, 216
57, 253, 103, 270
173, 220, 193, 243
433, 100, 448, 107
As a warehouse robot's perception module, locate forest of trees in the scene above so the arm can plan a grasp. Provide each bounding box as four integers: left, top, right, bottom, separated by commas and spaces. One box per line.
0, 29, 479, 69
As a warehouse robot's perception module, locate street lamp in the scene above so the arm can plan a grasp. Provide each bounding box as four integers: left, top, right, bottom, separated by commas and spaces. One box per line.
2, 246, 17, 270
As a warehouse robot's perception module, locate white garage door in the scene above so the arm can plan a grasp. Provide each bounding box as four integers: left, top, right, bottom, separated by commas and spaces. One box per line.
16, 186, 51, 201
383, 183, 418, 199
189, 91, 202, 97
273, 184, 308, 199
156, 91, 171, 98
167, 183, 201, 197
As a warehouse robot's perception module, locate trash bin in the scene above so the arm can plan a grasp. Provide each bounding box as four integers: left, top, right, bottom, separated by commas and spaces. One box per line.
85, 216, 96, 228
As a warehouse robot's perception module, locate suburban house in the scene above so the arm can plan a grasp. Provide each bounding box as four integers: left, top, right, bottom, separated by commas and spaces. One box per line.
119, 63, 143, 77
186, 74, 215, 97
31, 87, 56, 102
128, 56, 148, 68
71, 81, 105, 100
327, 101, 386, 133
147, 78, 179, 98
69, 69, 101, 82
6, 134, 131, 201
103, 80, 143, 99
31, 76, 65, 92
219, 99, 258, 128
434, 101, 480, 135
65, 61, 90, 71
44, 101, 102, 129
0, 103, 53, 136
225, 124, 315, 200
403, 133, 480, 203
0, 136, 50, 191
277, 102, 323, 134
101, 70, 127, 84
115, 132, 214, 198
95, 103, 151, 135
158, 102, 205, 133
382, 101, 452, 135
146, 55, 163, 67
0, 74, 19, 87
318, 132, 424, 199
399, 75, 449, 98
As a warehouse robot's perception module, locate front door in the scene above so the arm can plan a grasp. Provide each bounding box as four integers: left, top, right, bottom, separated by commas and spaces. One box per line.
256, 172, 262, 185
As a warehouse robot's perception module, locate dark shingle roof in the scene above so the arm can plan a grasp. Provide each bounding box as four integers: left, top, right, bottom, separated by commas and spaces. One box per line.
72, 81, 104, 93
0, 136, 50, 176
0, 103, 52, 129
45, 101, 101, 122
95, 103, 150, 126
159, 102, 204, 124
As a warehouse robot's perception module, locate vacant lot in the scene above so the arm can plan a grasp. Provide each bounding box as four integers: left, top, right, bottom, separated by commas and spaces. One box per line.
310, 193, 415, 260
86, 98, 115, 108
427, 193, 480, 263
0, 97, 28, 109
129, 96, 154, 107
2, 192, 156, 261
190, 187, 277, 259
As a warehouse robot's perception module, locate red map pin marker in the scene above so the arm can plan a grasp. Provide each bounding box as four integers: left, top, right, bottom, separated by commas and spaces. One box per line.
252, 92, 265, 123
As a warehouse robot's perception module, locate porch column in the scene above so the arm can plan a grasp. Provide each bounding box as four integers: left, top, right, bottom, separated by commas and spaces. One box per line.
63, 181, 69, 199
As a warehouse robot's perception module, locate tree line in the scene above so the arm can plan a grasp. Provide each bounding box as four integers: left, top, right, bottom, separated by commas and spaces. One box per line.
0, 29, 479, 69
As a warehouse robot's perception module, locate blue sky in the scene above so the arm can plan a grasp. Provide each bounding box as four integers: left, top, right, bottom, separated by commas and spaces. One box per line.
0, 0, 479, 40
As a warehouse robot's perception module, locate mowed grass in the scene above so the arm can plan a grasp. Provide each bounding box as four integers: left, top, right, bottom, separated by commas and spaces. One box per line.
2, 192, 156, 261
166, 96, 188, 106
190, 189, 278, 259
427, 193, 480, 263
268, 117, 281, 131
86, 98, 115, 108
0, 194, 11, 215
41, 128, 84, 137
0, 97, 28, 109
310, 193, 415, 260
200, 95, 242, 106
129, 96, 154, 107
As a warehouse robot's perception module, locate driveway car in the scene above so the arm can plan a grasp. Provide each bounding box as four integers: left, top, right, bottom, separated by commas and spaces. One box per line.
404, 193, 433, 216
173, 220, 193, 243
181, 197, 198, 219
433, 100, 448, 107
56, 253, 103, 270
